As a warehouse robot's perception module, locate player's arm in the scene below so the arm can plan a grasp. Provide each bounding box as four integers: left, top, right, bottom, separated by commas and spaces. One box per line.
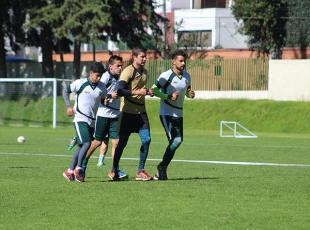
151, 83, 168, 100
186, 86, 195, 99
62, 86, 75, 116
117, 80, 149, 96
152, 83, 178, 100
117, 80, 132, 96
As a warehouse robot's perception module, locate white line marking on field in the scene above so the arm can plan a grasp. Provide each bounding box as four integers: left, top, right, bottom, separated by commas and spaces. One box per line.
1, 152, 310, 167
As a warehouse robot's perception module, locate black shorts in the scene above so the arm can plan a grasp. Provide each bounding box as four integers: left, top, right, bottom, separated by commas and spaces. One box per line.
160, 115, 183, 141
117, 112, 150, 135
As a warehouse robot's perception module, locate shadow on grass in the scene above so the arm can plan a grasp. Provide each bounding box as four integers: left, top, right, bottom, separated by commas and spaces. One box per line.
91, 176, 219, 183
7, 167, 35, 169
2, 118, 71, 126
169, 177, 219, 181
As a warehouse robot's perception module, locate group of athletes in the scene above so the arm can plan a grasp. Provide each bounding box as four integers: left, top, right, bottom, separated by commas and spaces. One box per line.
62, 46, 195, 182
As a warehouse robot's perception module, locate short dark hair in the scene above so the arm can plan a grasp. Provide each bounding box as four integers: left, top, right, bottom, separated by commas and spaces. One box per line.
132, 46, 147, 57
90, 62, 106, 74
171, 50, 187, 60
108, 55, 123, 65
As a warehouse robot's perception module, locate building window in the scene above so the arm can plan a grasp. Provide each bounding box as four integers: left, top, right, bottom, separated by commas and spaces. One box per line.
201, 0, 226, 8
177, 30, 212, 48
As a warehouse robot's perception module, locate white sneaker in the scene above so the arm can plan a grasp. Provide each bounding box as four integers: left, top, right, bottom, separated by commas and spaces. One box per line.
97, 162, 106, 167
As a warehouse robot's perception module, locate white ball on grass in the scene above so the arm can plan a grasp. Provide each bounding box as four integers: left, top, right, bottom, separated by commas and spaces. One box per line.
17, 136, 26, 143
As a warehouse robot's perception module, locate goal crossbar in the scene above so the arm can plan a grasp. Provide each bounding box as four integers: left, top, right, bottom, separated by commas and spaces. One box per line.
220, 121, 258, 138
0, 78, 72, 128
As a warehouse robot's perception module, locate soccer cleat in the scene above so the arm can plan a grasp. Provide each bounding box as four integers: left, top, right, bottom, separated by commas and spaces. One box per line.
154, 165, 168, 180
97, 162, 106, 167
135, 169, 152, 181
67, 136, 77, 151
108, 170, 120, 181
119, 168, 128, 179
63, 169, 74, 182
74, 168, 85, 182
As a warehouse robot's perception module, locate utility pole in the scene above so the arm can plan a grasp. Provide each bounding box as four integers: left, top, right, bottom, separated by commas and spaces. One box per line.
162, 0, 166, 59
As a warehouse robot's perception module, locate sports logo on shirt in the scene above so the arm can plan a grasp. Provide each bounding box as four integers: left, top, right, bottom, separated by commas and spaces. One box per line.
99, 91, 103, 96
135, 72, 141, 80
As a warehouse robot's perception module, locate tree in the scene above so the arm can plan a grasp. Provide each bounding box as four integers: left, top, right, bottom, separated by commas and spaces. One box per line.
106, 0, 164, 48
285, 0, 310, 58
0, 0, 30, 77
26, 0, 58, 78
30, 0, 165, 80
232, 0, 288, 56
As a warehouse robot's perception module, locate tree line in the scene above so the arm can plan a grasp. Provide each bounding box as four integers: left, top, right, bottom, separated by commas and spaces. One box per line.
232, 0, 310, 58
0, 0, 166, 79
1, 0, 310, 79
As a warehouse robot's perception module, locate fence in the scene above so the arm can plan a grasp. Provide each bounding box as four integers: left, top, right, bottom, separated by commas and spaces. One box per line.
144, 58, 269, 91
5, 58, 269, 91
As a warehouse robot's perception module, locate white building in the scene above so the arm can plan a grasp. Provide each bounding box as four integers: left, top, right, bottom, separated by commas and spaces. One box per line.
174, 7, 247, 49
157, 0, 248, 49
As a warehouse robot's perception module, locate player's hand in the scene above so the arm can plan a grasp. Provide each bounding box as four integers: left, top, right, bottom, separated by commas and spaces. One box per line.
168, 91, 178, 100
66, 107, 76, 117
188, 89, 195, 99
148, 88, 154, 97
111, 90, 118, 99
139, 85, 148, 95
104, 97, 109, 106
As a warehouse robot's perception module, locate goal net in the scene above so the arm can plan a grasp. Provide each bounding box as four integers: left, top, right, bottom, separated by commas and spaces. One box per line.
220, 121, 258, 138
0, 78, 72, 128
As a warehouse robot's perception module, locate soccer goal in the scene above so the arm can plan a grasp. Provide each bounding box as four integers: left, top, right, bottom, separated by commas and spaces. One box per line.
0, 78, 72, 128
220, 121, 258, 138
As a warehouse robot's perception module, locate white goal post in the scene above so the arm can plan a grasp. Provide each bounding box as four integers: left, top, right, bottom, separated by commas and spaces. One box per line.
0, 78, 72, 128
220, 121, 258, 138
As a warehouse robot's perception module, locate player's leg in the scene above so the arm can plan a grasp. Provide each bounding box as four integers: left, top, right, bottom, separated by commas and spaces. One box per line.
63, 122, 83, 181
81, 139, 101, 174
110, 112, 131, 181
63, 147, 80, 181
97, 139, 108, 166
67, 136, 77, 151
82, 116, 108, 173
110, 134, 129, 180
63, 121, 91, 182
135, 113, 152, 181
154, 116, 183, 180
74, 122, 93, 182
109, 117, 128, 179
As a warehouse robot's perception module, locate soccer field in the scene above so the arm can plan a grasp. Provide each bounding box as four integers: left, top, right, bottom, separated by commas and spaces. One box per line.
1, 126, 310, 229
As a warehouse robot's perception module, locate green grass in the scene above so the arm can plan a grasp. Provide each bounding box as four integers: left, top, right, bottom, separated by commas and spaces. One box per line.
2, 97, 310, 133
1, 126, 310, 229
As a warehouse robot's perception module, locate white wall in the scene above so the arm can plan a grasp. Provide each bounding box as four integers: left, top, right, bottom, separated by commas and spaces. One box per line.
194, 60, 310, 102
268, 60, 310, 101
174, 8, 247, 48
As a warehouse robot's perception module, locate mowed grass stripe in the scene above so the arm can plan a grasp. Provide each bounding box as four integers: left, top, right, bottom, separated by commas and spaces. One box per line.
1, 151, 310, 167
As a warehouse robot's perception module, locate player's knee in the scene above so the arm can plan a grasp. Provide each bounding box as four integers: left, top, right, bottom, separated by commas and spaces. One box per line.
171, 137, 182, 149
141, 136, 151, 146
117, 135, 128, 150
93, 139, 102, 148
139, 129, 151, 145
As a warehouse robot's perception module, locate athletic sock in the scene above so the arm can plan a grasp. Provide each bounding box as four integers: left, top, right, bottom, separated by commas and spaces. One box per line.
98, 154, 105, 165
82, 156, 89, 168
